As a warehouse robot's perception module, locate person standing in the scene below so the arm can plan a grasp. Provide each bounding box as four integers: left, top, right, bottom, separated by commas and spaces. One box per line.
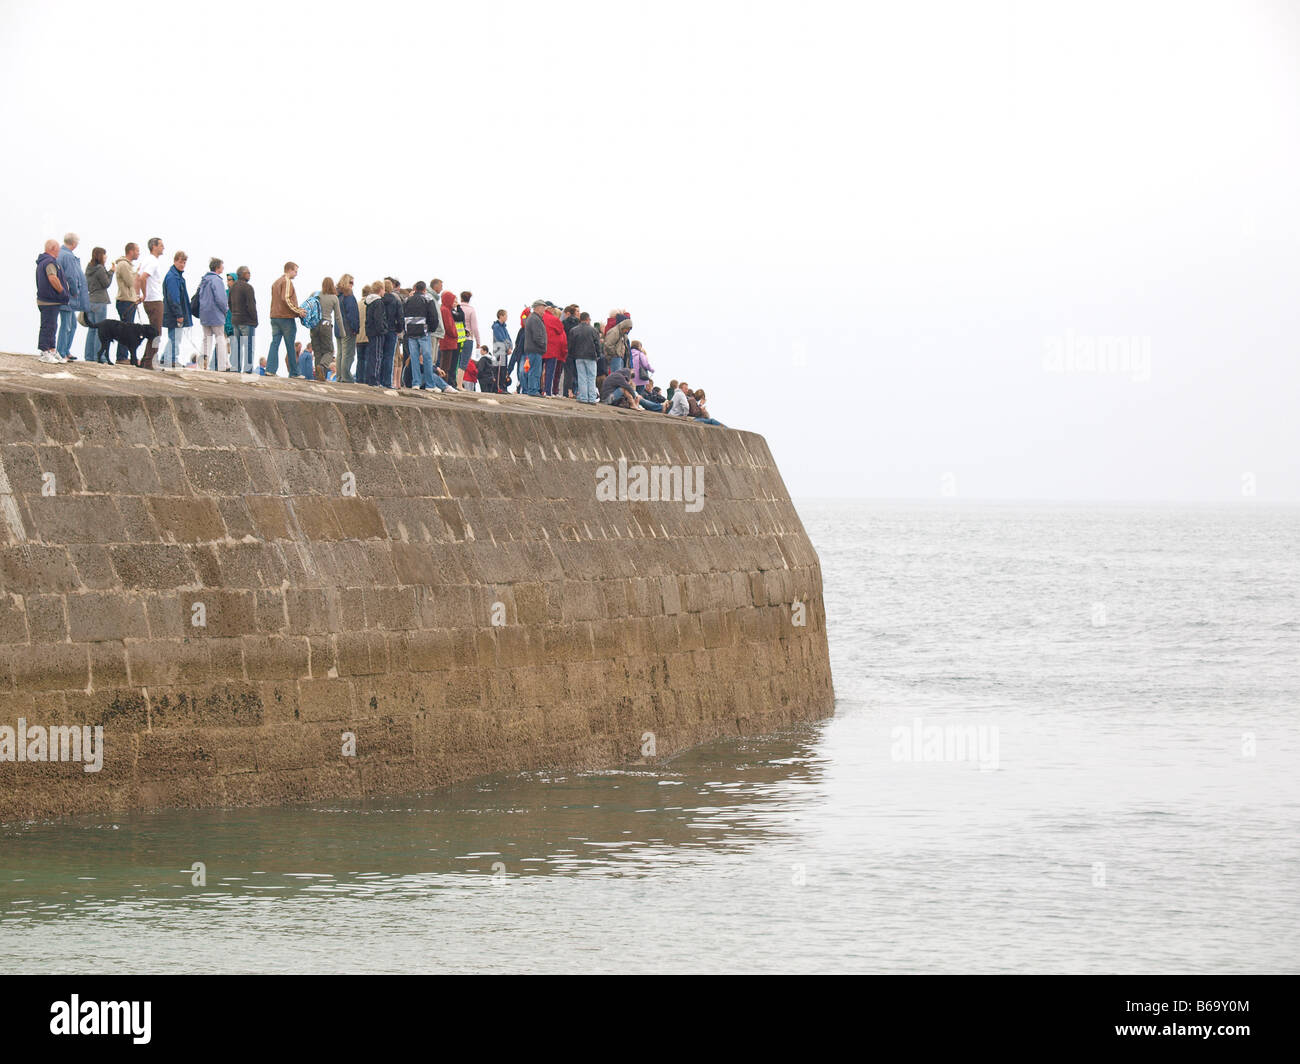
520, 299, 547, 396
381, 279, 403, 389
223, 272, 237, 367
629, 340, 655, 397
229, 266, 258, 373
55, 233, 88, 360
458, 290, 480, 387
354, 282, 372, 384
336, 274, 359, 383
268, 261, 305, 377
541, 303, 567, 396
437, 289, 460, 382
602, 317, 633, 374
561, 304, 580, 399
364, 281, 388, 386
136, 237, 167, 369
35, 239, 68, 363
312, 277, 345, 380
161, 252, 192, 369
490, 309, 512, 393
197, 257, 230, 371
568, 311, 600, 403
403, 281, 440, 391
113, 242, 140, 324
82, 247, 113, 362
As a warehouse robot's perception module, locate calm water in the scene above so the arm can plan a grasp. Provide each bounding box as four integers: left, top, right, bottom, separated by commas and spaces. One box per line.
1, 502, 1297, 973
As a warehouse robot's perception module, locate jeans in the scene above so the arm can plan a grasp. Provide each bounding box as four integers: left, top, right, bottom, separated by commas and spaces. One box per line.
521, 353, 543, 396
694, 417, 725, 426
37, 305, 60, 351
409, 335, 436, 388
299, 352, 314, 380
83, 303, 109, 361
541, 358, 563, 395
233, 324, 256, 372
338, 334, 356, 383
56, 309, 77, 358
379, 332, 398, 387
355, 341, 370, 384
458, 338, 474, 372
575, 359, 598, 403
116, 299, 137, 323
607, 356, 624, 375
426, 370, 452, 390
161, 327, 185, 368
267, 318, 296, 376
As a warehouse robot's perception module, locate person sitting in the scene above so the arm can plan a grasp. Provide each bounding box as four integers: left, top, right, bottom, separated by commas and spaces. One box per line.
689, 387, 725, 426
666, 380, 691, 417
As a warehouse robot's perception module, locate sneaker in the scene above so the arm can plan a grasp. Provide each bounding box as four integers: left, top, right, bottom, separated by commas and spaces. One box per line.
38, 350, 61, 363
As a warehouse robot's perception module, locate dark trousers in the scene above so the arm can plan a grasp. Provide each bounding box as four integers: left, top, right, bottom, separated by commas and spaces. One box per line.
542, 358, 562, 395
116, 300, 137, 322
355, 341, 370, 385
562, 355, 576, 397
37, 305, 60, 351
379, 332, 398, 387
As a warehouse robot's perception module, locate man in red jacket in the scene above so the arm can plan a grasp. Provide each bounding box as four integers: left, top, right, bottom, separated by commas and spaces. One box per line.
541, 302, 567, 396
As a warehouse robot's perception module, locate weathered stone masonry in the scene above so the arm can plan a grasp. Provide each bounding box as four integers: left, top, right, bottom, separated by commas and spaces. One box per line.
0, 353, 833, 820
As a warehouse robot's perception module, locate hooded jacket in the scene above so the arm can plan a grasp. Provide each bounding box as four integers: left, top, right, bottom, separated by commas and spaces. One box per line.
438, 290, 459, 352
57, 245, 88, 312
541, 309, 567, 361
339, 292, 360, 338
163, 265, 192, 327
365, 292, 387, 338
113, 256, 138, 303
197, 271, 229, 327
602, 319, 633, 362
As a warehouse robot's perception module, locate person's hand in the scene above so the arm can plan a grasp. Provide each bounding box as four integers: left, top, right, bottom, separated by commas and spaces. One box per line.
176, 317, 183, 326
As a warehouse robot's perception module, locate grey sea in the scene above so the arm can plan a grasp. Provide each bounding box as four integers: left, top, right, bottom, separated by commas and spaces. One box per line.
1, 501, 1296, 973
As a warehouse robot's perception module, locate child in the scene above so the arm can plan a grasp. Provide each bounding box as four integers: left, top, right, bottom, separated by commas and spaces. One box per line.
463, 356, 479, 391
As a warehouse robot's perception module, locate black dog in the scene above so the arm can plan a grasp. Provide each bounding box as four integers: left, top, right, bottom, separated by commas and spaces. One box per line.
84, 319, 159, 366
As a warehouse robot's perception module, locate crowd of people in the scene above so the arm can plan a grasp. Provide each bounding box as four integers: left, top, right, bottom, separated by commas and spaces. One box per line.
32, 234, 724, 426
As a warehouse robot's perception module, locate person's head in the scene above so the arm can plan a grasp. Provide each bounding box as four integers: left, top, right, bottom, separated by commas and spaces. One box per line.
531, 299, 546, 313
321, 277, 336, 295
124, 242, 138, 259
678, 381, 688, 393
496, 308, 507, 322
431, 277, 443, 292
337, 273, 354, 294
63, 232, 79, 250
479, 345, 489, 355
147, 237, 163, 256
227, 272, 236, 285
669, 379, 678, 390
370, 279, 383, 294
283, 261, 298, 278
383, 279, 394, 294
565, 304, 578, 317
361, 283, 372, 297
209, 257, 222, 274
694, 388, 706, 402
173, 251, 188, 269
619, 319, 633, 333
630, 340, 642, 351
42, 238, 58, 255
295, 342, 302, 353
579, 311, 591, 323
91, 246, 106, 266
413, 280, 427, 293
237, 265, 250, 281
460, 290, 472, 303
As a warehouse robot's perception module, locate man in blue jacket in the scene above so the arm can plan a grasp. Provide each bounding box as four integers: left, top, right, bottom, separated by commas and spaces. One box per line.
160, 251, 192, 369
55, 233, 88, 361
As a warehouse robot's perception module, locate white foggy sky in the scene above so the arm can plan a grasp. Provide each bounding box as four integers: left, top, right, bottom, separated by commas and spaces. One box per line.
1, 0, 1297, 502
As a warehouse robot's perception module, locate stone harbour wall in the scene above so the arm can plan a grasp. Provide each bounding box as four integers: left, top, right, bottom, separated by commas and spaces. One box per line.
0, 353, 833, 821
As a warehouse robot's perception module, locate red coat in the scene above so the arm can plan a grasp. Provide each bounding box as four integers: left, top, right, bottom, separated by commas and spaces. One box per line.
542, 310, 567, 361
438, 291, 459, 351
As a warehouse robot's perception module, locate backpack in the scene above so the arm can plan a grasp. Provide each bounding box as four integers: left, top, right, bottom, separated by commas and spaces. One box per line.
190, 288, 201, 317
300, 293, 323, 329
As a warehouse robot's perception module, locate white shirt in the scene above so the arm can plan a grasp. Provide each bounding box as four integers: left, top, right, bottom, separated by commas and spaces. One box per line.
139, 254, 165, 302
668, 390, 690, 416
